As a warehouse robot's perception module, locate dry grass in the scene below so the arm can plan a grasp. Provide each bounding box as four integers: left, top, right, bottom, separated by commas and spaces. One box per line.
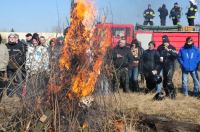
1, 68, 200, 131
96, 68, 200, 125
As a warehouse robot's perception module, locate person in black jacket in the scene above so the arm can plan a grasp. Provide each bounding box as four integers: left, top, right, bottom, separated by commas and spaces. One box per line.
143, 4, 155, 26
158, 4, 168, 26
112, 36, 134, 93
6, 33, 26, 97
157, 35, 177, 99
170, 2, 181, 25
141, 41, 162, 92
186, 1, 198, 26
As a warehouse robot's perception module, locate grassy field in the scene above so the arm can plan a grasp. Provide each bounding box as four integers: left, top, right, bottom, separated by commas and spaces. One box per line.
0, 68, 200, 131
95, 68, 200, 125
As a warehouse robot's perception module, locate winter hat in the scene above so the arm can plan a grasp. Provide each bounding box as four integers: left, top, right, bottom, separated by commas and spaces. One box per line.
162, 35, 169, 43
8, 33, 16, 38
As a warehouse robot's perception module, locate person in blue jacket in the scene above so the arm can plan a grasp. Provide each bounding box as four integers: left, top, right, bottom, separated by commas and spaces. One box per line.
178, 37, 200, 97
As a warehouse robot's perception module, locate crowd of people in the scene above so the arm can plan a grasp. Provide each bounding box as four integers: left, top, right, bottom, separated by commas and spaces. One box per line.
0, 33, 64, 102
0, 30, 200, 102
143, 1, 198, 26
112, 35, 200, 99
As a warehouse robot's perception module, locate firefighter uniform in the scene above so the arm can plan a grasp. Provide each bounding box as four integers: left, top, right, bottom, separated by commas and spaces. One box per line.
170, 3, 181, 26
143, 6, 155, 26
158, 4, 168, 26
186, 2, 198, 26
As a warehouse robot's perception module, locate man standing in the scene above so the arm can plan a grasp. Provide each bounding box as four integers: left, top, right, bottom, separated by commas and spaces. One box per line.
158, 4, 168, 26
157, 35, 177, 99
143, 4, 155, 26
141, 41, 162, 93
178, 37, 200, 97
0, 34, 9, 101
170, 3, 181, 25
6, 33, 26, 97
112, 36, 134, 93
25, 33, 32, 45
186, 1, 198, 26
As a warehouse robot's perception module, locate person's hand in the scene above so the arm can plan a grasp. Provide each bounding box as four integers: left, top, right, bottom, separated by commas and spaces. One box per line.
152, 70, 157, 75
117, 54, 123, 58
160, 57, 164, 62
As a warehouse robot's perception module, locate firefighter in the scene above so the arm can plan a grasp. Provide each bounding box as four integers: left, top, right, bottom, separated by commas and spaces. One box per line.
112, 36, 134, 93
143, 4, 155, 26
186, 1, 198, 26
169, 2, 181, 26
158, 4, 168, 26
157, 35, 177, 99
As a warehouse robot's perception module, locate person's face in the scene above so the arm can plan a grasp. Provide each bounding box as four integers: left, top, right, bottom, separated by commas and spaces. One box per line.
26, 36, 32, 42
32, 39, 39, 46
148, 43, 154, 50
40, 38, 46, 45
51, 42, 56, 47
8, 35, 16, 43
148, 5, 151, 9
187, 39, 193, 45
119, 39, 126, 47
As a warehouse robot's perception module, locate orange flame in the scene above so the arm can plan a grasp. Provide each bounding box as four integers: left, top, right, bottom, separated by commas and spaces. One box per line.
59, 0, 111, 98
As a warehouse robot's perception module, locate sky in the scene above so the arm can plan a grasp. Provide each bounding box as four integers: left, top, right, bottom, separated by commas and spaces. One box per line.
0, 0, 199, 32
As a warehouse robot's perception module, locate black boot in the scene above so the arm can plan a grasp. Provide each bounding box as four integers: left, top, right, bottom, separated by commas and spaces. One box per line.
134, 80, 140, 92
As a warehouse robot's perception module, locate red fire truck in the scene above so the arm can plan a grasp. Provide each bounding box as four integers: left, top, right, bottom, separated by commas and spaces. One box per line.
96, 23, 200, 51
96, 23, 134, 48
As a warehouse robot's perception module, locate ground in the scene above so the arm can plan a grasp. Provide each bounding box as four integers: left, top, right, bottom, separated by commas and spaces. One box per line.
0, 68, 200, 131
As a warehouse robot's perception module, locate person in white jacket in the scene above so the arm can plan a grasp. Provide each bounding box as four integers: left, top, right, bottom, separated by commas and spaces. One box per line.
0, 34, 9, 101
25, 35, 49, 110
26, 37, 49, 75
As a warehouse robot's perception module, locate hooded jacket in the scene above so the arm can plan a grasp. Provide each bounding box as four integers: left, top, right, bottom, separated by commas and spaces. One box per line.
178, 44, 200, 72
0, 43, 9, 71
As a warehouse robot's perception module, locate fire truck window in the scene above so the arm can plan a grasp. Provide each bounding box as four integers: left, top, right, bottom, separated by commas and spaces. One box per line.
112, 28, 126, 38
126, 28, 130, 36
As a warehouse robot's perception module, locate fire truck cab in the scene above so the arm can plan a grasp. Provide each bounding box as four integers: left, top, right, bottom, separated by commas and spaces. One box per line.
96, 23, 134, 48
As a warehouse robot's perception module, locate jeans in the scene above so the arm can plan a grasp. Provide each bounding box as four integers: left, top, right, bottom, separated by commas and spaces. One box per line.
182, 71, 199, 96
129, 67, 139, 92
156, 70, 163, 93
130, 67, 139, 81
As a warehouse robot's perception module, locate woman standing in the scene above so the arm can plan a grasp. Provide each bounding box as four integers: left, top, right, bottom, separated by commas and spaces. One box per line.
141, 41, 162, 93
130, 39, 143, 92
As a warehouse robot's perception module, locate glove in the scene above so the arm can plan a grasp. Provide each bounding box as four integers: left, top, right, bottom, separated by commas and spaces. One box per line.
152, 70, 158, 75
